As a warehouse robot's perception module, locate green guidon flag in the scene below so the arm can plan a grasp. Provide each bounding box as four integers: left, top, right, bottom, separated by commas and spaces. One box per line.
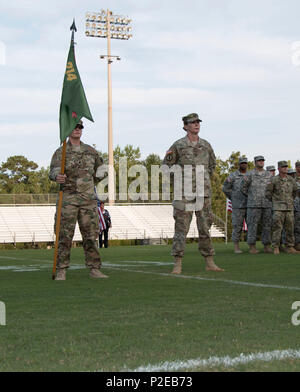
59, 21, 94, 143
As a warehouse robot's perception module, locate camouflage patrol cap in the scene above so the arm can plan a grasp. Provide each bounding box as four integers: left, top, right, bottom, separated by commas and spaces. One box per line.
239, 157, 248, 164
296, 161, 300, 167
287, 168, 296, 174
76, 119, 84, 129
182, 113, 202, 124
254, 155, 265, 161
266, 165, 275, 171
278, 160, 288, 168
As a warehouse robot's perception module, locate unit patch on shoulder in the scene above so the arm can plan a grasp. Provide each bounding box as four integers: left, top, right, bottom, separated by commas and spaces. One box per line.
165, 150, 174, 161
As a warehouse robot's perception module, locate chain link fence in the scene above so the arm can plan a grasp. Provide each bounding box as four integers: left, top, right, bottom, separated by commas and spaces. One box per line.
0, 194, 57, 205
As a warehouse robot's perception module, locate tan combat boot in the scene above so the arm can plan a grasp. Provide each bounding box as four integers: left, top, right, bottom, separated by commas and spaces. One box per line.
90, 268, 108, 278
171, 257, 182, 274
234, 242, 243, 254
249, 245, 259, 254
205, 256, 224, 272
55, 269, 66, 280
264, 245, 273, 254
285, 247, 300, 254
295, 244, 300, 251
273, 246, 280, 255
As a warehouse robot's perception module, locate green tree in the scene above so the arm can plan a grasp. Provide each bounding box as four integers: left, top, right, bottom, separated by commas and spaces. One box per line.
0, 156, 39, 194
142, 154, 162, 170
95, 144, 143, 202
95, 144, 141, 166
31, 167, 59, 194
114, 145, 141, 165
141, 154, 163, 202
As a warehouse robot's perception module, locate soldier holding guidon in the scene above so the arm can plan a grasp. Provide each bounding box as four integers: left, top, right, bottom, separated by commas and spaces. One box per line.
49, 120, 108, 280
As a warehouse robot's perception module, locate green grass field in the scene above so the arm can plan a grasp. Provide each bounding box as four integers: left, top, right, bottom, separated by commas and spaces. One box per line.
1, 242, 300, 372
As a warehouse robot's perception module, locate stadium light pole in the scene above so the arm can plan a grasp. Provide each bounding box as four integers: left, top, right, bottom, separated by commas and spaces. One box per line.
85, 9, 132, 205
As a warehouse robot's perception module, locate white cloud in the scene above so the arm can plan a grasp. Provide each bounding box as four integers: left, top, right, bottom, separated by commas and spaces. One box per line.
0, 88, 60, 116
138, 28, 291, 65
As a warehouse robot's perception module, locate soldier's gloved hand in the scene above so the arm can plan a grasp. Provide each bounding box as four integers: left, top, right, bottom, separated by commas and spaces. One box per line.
56, 174, 67, 184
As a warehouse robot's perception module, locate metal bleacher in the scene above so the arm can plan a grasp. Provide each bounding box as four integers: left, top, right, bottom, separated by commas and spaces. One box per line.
0, 204, 225, 244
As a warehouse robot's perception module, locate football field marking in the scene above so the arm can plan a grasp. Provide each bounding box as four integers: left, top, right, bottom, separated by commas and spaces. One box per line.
126, 348, 300, 372
106, 266, 300, 292
1, 255, 300, 292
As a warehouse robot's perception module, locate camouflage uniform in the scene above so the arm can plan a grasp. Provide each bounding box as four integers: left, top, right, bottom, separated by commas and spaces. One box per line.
265, 168, 299, 247
163, 133, 216, 258
241, 163, 272, 246
49, 140, 103, 271
282, 168, 297, 246
294, 170, 300, 247
222, 167, 247, 243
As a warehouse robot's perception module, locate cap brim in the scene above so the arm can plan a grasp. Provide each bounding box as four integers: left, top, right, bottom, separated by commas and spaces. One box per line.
187, 119, 202, 123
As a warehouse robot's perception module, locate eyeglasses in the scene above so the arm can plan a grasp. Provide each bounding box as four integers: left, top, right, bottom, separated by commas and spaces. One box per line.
75, 125, 83, 130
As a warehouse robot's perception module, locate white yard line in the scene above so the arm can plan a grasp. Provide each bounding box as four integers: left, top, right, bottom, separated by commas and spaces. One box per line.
0, 255, 49, 263
1, 255, 300, 292
0, 255, 172, 266
126, 348, 300, 372
106, 266, 300, 292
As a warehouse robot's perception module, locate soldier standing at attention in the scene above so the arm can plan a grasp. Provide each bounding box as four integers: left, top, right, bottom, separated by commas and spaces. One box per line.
163, 113, 224, 274
241, 156, 273, 254
281, 168, 297, 248
287, 168, 296, 178
265, 161, 300, 255
49, 120, 108, 280
294, 161, 300, 251
222, 157, 248, 254
266, 166, 276, 177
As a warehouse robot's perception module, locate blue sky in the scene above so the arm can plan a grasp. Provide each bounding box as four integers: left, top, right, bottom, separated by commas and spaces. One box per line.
1, 0, 300, 169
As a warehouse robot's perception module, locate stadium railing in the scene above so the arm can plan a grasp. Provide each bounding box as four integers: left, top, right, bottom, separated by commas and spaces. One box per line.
0, 195, 226, 244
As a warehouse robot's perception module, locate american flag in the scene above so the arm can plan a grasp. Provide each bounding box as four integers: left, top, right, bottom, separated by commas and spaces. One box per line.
226, 198, 247, 230
226, 198, 233, 212
97, 204, 106, 232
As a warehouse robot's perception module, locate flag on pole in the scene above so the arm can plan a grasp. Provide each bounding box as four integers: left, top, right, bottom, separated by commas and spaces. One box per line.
226, 198, 232, 212
59, 20, 94, 143
94, 186, 106, 232
97, 204, 106, 232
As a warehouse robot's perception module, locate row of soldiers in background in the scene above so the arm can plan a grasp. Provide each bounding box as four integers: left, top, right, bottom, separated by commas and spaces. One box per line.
222, 156, 300, 255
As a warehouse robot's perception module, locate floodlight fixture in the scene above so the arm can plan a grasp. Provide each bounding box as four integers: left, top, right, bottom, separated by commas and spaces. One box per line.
85, 10, 132, 40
